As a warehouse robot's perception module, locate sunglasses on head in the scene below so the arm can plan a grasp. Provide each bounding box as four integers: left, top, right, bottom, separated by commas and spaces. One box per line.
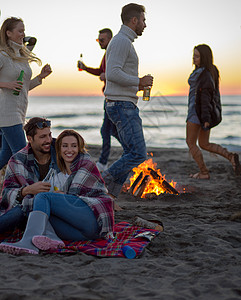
27, 120, 51, 133
35, 120, 51, 129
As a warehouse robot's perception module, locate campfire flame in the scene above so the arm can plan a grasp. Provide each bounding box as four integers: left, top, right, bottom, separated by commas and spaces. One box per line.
128, 156, 178, 198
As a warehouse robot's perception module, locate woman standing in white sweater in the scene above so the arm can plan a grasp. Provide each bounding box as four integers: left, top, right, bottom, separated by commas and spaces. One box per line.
0, 17, 52, 170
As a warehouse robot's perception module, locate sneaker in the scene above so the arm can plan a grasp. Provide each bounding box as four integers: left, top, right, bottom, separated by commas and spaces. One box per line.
96, 162, 108, 172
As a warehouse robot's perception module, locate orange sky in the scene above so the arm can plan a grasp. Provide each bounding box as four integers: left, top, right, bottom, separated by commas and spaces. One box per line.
2, 0, 240, 97
29, 66, 241, 97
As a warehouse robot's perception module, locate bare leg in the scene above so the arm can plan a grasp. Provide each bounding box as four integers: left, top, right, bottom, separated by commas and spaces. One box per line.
199, 128, 241, 175
198, 129, 232, 160
186, 121, 209, 178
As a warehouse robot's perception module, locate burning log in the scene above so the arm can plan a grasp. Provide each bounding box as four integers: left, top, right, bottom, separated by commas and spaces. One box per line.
128, 156, 179, 198
133, 175, 150, 197
128, 171, 143, 194
148, 168, 179, 195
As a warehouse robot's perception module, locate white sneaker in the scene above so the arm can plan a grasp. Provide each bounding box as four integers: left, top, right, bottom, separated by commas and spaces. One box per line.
96, 162, 108, 172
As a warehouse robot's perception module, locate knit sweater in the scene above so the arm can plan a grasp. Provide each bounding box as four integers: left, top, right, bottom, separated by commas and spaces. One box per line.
104, 25, 140, 104
0, 41, 41, 127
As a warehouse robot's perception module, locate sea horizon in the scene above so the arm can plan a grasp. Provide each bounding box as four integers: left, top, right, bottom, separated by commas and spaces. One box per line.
27, 94, 241, 152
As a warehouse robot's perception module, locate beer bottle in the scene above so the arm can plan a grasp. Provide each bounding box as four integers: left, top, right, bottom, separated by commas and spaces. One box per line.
142, 74, 152, 101
13, 70, 24, 96
143, 86, 151, 101
78, 53, 83, 71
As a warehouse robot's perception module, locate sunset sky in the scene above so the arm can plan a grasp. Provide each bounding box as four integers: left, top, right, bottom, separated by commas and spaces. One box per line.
1, 0, 241, 96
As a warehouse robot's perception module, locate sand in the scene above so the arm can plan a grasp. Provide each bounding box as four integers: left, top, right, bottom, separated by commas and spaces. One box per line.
0, 145, 241, 300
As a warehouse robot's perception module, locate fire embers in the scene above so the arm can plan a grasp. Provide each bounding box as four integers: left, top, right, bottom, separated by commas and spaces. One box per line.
128, 157, 179, 198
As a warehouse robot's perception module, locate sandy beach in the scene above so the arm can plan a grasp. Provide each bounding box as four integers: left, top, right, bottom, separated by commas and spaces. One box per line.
0, 145, 241, 300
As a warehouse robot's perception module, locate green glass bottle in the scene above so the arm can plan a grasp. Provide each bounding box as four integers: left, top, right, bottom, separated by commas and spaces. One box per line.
13, 70, 24, 95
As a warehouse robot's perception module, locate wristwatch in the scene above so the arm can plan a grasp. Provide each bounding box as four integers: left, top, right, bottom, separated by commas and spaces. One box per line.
16, 186, 25, 203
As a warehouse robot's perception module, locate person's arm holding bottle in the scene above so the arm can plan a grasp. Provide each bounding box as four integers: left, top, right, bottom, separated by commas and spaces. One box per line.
77, 59, 104, 77
0, 63, 24, 92
0, 64, 52, 93
0, 80, 23, 92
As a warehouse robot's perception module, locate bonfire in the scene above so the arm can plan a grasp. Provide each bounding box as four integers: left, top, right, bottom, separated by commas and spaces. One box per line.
128, 155, 179, 198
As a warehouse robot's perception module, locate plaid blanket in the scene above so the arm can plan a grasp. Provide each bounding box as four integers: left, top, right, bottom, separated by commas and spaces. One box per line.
0, 222, 160, 258
65, 152, 114, 238
0, 140, 58, 212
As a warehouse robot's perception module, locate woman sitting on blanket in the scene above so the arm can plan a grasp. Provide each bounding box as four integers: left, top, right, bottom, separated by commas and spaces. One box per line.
0, 130, 114, 255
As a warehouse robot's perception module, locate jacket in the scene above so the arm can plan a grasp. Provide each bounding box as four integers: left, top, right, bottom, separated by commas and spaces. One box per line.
195, 68, 222, 129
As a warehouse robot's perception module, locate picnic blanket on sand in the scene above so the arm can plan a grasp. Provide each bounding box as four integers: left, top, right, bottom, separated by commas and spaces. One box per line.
0, 222, 160, 258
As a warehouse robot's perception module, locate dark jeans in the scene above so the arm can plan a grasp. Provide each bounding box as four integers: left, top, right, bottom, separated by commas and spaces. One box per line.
0, 124, 26, 169
99, 107, 120, 165
0, 205, 27, 234
34, 193, 100, 241
102, 101, 147, 197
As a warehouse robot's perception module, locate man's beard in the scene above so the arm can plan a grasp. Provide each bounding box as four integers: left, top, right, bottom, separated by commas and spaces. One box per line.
135, 27, 144, 36
39, 149, 50, 154
38, 144, 51, 154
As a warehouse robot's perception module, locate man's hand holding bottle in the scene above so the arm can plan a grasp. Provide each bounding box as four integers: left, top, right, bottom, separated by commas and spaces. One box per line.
139, 74, 153, 91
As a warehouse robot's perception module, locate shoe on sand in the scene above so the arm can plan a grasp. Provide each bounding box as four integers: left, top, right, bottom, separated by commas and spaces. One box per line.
32, 236, 65, 251
0, 243, 38, 255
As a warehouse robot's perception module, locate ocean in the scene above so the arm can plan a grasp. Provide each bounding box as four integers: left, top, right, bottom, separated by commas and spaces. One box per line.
27, 95, 241, 151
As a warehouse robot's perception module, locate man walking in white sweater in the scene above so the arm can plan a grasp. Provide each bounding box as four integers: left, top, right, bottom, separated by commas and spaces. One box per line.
102, 3, 153, 205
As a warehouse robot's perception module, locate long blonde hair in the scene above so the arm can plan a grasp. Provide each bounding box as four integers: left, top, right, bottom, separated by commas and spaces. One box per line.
0, 17, 42, 66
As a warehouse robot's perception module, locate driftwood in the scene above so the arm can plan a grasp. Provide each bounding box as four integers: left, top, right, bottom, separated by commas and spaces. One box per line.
128, 171, 143, 194
148, 168, 179, 195
128, 167, 179, 198
133, 175, 150, 197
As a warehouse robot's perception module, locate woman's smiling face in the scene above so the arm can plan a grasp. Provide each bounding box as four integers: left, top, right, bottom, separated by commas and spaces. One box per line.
60, 135, 79, 164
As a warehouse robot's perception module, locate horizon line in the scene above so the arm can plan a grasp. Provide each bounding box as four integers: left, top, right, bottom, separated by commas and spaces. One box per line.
29, 92, 241, 98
